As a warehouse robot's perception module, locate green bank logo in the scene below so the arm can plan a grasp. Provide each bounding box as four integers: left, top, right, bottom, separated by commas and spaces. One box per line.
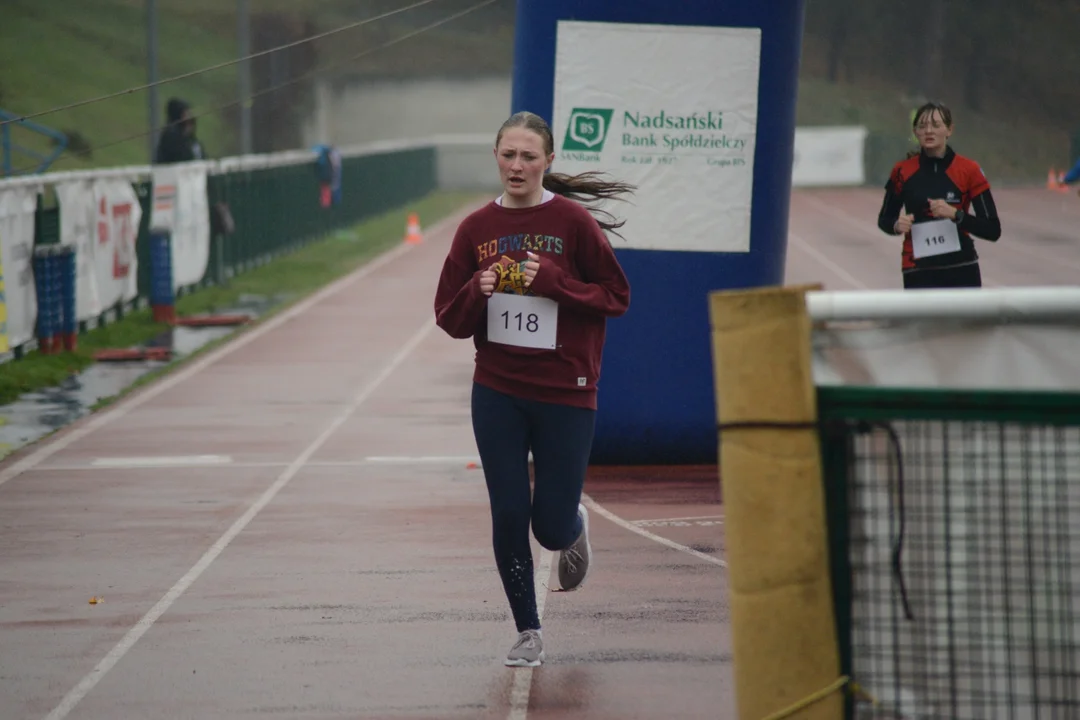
562, 108, 614, 151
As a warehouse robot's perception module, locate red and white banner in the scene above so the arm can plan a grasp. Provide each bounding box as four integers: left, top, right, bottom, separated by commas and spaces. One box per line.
55, 178, 142, 321
94, 178, 140, 305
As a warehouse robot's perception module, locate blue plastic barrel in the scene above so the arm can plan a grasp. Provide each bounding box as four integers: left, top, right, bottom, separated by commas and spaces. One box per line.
33, 246, 60, 353
148, 230, 175, 322
56, 244, 77, 349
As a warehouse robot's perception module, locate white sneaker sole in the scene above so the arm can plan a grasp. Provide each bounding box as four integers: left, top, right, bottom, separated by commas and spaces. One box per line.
504, 652, 544, 668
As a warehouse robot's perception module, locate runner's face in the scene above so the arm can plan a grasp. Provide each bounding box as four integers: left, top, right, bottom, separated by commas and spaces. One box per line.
495, 128, 552, 203
915, 109, 951, 152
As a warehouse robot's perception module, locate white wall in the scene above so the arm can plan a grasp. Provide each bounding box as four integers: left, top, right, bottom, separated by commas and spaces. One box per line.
433, 136, 502, 192
303, 76, 512, 191
304, 76, 511, 148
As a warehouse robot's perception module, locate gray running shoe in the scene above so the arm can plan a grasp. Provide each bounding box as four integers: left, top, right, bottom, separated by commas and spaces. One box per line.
558, 503, 592, 591
505, 629, 544, 667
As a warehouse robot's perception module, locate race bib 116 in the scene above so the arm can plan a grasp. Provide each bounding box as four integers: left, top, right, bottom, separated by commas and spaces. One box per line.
911, 218, 961, 259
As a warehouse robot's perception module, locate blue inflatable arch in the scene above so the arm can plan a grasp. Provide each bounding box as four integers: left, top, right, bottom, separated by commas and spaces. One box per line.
511, 0, 807, 464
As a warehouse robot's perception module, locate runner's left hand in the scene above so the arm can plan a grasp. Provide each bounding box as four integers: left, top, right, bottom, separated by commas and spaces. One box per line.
523, 252, 540, 288
928, 199, 957, 220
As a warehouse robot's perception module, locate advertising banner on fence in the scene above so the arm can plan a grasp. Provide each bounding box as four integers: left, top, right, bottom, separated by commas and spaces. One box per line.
94, 178, 141, 310
551, 20, 761, 253
54, 180, 97, 321
56, 178, 141, 321
0, 187, 39, 351
150, 163, 210, 290
792, 126, 868, 187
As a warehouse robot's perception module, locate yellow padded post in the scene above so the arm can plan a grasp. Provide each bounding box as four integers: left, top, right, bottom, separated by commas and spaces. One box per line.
707, 283, 842, 720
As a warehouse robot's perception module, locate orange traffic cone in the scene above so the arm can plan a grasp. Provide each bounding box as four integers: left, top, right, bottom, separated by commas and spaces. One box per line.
404, 212, 422, 245
1057, 171, 1070, 194
1048, 168, 1059, 190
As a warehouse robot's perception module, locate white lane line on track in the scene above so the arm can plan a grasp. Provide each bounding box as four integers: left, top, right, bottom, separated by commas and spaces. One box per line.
507, 549, 555, 720
42, 319, 437, 720
632, 514, 724, 524
583, 493, 728, 570
507, 494, 726, 718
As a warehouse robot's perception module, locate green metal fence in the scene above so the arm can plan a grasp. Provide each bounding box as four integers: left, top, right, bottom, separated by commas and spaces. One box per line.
204, 145, 436, 286
18, 143, 436, 347
819, 386, 1080, 719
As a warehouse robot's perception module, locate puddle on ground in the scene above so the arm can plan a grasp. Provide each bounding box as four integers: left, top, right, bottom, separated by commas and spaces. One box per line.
0, 293, 290, 458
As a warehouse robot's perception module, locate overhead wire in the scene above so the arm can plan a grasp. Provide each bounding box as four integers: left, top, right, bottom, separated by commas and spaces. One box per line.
7, 0, 501, 176
0, 0, 447, 128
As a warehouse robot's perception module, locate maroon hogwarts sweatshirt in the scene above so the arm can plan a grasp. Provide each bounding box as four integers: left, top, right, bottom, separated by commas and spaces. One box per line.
433, 194, 631, 410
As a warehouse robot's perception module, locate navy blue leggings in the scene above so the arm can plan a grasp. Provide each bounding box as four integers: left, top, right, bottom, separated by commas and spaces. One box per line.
471, 381, 595, 632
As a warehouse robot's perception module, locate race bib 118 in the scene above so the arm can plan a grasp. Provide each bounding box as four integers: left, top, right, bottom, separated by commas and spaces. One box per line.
487, 293, 558, 350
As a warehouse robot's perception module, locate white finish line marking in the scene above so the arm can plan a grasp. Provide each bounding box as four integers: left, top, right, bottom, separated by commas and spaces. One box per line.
91, 455, 233, 468
33, 458, 484, 473
364, 455, 481, 464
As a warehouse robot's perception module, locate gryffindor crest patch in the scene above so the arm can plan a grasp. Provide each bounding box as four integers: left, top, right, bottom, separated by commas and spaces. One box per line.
490, 255, 532, 296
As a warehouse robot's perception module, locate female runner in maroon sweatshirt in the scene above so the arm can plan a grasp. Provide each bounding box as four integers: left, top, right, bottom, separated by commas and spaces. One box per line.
433, 110, 633, 668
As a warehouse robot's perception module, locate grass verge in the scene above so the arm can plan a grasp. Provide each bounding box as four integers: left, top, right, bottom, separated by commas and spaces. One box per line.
0, 189, 483, 408
1, 1, 513, 171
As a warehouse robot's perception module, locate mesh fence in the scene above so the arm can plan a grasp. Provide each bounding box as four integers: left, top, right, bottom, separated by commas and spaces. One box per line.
823, 405, 1080, 720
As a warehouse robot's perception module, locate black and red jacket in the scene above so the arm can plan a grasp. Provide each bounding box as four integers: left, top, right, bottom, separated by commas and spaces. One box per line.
877, 146, 1002, 272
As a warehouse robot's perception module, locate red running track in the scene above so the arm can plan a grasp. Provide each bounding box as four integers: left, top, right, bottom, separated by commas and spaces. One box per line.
786, 186, 1080, 290
0, 201, 732, 720
3, 184, 1071, 720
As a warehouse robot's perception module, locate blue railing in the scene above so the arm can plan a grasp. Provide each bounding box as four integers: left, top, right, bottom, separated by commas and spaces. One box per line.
0, 109, 69, 176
